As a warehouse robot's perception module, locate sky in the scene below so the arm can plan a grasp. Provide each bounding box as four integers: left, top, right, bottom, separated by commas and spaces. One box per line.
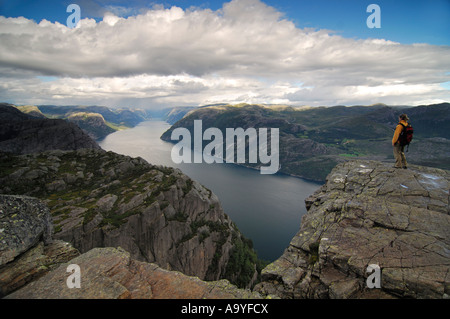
0, 0, 449, 109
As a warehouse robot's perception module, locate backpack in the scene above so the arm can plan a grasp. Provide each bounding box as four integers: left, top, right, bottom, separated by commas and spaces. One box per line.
399, 123, 413, 151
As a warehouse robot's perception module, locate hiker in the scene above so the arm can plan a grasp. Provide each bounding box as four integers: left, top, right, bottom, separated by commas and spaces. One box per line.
392, 114, 410, 169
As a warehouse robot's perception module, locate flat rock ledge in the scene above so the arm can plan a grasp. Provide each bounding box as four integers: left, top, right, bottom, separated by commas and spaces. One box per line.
255, 160, 450, 299
5, 246, 262, 299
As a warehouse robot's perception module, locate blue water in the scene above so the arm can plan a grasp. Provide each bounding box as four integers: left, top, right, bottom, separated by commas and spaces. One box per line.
99, 120, 321, 261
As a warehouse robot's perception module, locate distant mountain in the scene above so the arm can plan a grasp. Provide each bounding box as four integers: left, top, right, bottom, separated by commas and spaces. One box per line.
14, 105, 46, 119
401, 103, 450, 139
165, 106, 197, 124
38, 105, 149, 127
16, 104, 151, 140
161, 103, 450, 181
66, 112, 115, 140
0, 103, 100, 154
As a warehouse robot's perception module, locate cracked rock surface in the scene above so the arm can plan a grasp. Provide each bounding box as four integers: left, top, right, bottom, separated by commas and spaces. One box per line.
5, 246, 262, 299
0, 195, 80, 297
255, 160, 450, 299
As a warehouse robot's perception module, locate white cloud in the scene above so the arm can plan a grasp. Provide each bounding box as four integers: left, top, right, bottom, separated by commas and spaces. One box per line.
0, 0, 448, 108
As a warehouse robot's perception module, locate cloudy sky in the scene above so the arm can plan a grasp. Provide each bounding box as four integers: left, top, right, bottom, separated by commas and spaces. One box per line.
0, 0, 449, 109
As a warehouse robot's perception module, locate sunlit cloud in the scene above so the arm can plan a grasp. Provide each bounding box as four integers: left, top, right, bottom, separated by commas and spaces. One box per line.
0, 0, 448, 108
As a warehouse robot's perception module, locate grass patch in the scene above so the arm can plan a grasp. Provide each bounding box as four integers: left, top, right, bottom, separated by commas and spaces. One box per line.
182, 178, 193, 196
167, 211, 188, 222
105, 121, 130, 131
224, 231, 259, 288
339, 153, 359, 158
100, 209, 140, 228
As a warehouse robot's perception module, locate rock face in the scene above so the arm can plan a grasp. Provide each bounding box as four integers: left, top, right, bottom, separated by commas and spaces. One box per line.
255, 160, 450, 299
0, 103, 100, 154
6, 246, 262, 299
0, 195, 80, 297
2, 158, 448, 299
0, 194, 259, 299
0, 149, 259, 288
0, 195, 53, 265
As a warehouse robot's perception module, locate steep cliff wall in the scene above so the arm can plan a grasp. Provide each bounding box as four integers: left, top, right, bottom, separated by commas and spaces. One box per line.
255, 160, 449, 298
3, 160, 448, 299
0, 149, 258, 288
0, 195, 260, 299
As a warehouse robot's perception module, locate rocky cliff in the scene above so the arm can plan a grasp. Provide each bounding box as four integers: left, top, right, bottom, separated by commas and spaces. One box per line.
5, 246, 261, 299
0, 195, 260, 299
0, 149, 259, 288
0, 195, 80, 297
255, 160, 450, 298
2, 160, 448, 299
0, 103, 100, 154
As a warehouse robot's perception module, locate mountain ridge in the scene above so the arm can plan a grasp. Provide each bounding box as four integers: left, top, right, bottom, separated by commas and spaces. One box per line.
12, 103, 151, 141
0, 103, 100, 154
160, 102, 450, 181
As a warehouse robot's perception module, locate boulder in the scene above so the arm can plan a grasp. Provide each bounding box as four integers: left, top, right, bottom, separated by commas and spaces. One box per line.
0, 195, 79, 296
0, 195, 53, 266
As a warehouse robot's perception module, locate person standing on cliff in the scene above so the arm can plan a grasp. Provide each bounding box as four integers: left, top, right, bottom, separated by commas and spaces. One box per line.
392, 114, 409, 169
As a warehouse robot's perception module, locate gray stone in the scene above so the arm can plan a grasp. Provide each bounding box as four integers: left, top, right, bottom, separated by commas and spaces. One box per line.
255, 160, 450, 299
0, 149, 258, 289
5, 247, 262, 299
0, 195, 53, 266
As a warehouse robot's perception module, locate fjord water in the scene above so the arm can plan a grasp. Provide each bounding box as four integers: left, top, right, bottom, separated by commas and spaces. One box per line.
99, 120, 321, 261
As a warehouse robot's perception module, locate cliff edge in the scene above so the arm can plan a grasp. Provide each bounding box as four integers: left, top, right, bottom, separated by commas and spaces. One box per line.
0, 195, 260, 299
0, 195, 80, 297
2, 160, 448, 299
0, 149, 259, 288
255, 160, 449, 299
